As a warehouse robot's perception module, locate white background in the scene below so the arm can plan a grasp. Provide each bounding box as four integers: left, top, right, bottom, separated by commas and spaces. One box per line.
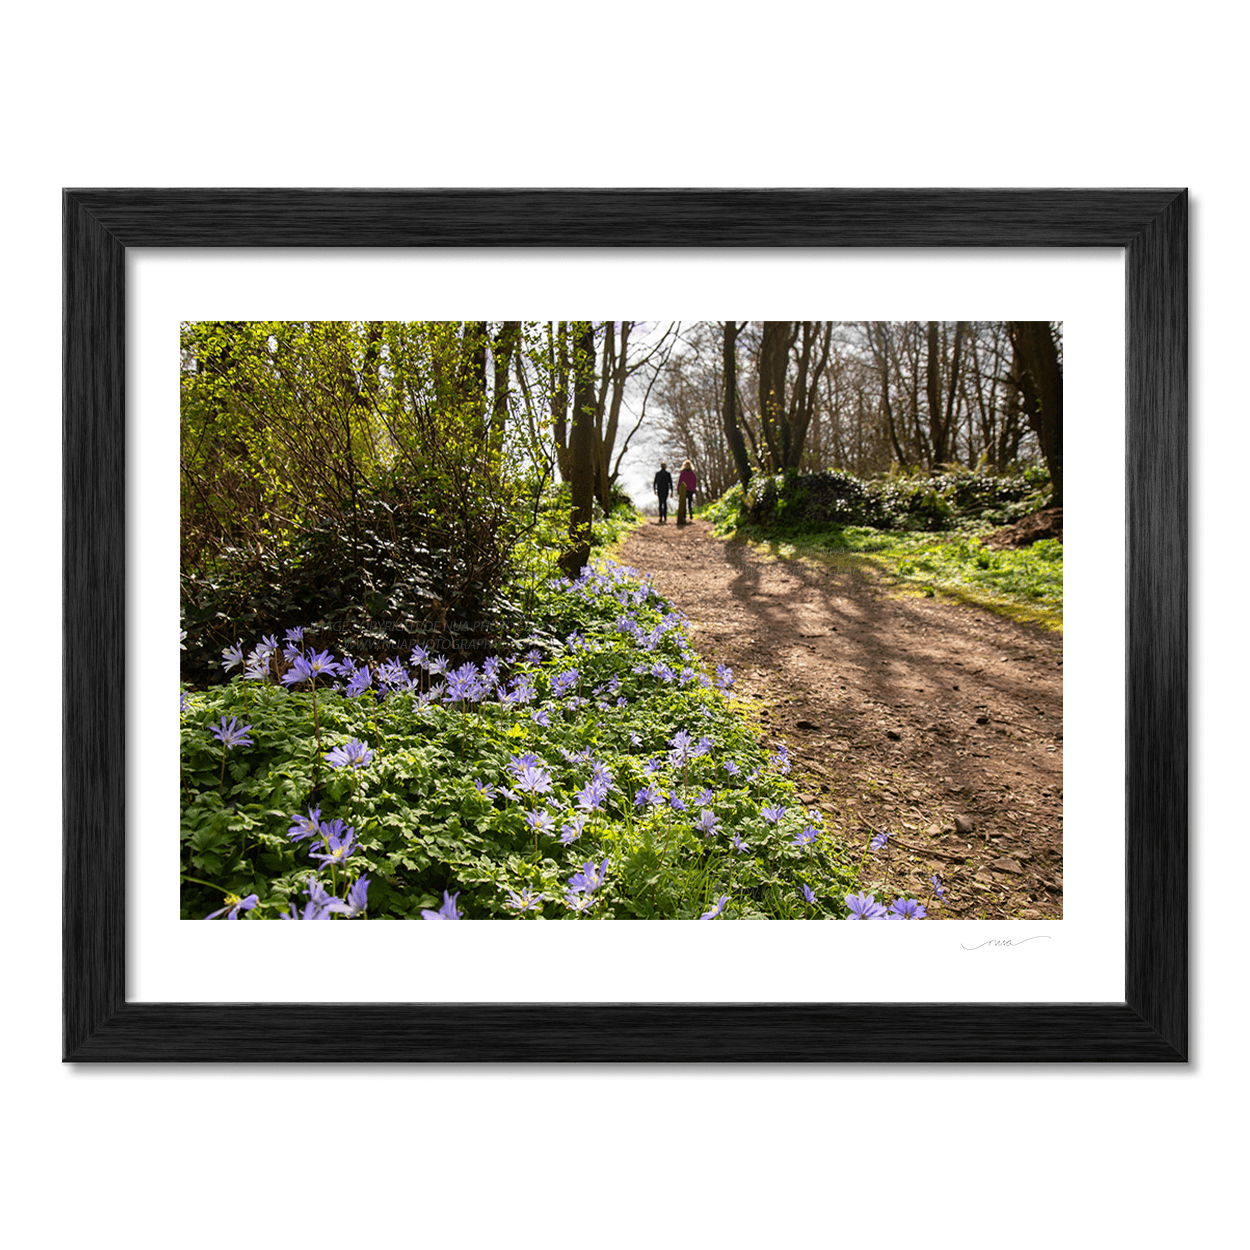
3, 3, 1239, 1248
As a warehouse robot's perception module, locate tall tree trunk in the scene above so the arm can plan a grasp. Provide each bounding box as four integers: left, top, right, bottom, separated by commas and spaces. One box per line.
940, 320, 966, 465
871, 322, 907, 466
924, 321, 942, 468
722, 320, 753, 489
758, 320, 796, 471
560, 321, 597, 578
596, 322, 631, 512
1008, 321, 1063, 506
461, 321, 489, 430
489, 320, 521, 440
790, 321, 833, 468
548, 322, 571, 481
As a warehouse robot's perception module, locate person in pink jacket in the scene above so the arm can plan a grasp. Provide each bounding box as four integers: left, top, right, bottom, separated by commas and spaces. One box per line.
677, 460, 698, 521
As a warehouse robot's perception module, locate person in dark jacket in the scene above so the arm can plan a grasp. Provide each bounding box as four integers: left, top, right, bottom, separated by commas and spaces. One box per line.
677, 460, 698, 521
653, 462, 673, 523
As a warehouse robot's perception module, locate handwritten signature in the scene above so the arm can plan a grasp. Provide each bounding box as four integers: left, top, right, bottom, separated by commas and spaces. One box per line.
961, 936, 1052, 950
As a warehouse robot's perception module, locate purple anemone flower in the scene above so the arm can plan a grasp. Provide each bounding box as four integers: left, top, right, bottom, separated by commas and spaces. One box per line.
243, 651, 271, 682
205, 892, 258, 920
287, 806, 323, 842
634, 782, 664, 809
699, 894, 729, 920
325, 738, 374, 769
345, 666, 373, 697
514, 764, 554, 797
668, 730, 694, 764
550, 669, 580, 698
422, 890, 462, 920
333, 876, 370, 918
845, 891, 888, 920
567, 857, 609, 895
309, 820, 356, 868
504, 886, 544, 913
308, 649, 343, 677
210, 715, 254, 750
889, 897, 927, 919
282, 653, 327, 686
577, 777, 610, 812
281, 877, 341, 920
525, 809, 556, 838
560, 812, 588, 843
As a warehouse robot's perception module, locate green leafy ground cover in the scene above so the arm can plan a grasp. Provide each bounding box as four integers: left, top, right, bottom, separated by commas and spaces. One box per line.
181, 518, 863, 921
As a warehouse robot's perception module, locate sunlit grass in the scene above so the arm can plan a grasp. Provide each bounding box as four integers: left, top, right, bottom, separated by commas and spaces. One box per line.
736, 523, 1062, 632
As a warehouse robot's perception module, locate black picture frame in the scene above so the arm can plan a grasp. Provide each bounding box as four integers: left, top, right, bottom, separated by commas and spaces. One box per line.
63, 188, 1187, 1062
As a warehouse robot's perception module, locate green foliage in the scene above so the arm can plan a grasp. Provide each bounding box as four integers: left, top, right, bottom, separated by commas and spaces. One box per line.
592, 492, 643, 554
487, 493, 641, 659
182, 560, 859, 920
701, 482, 750, 531
181, 321, 555, 687
704, 466, 1050, 535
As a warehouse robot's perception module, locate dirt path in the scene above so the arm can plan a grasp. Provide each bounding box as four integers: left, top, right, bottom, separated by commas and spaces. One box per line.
618, 519, 1063, 919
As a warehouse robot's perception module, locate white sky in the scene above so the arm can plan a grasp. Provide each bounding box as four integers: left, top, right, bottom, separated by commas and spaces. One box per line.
609, 320, 690, 510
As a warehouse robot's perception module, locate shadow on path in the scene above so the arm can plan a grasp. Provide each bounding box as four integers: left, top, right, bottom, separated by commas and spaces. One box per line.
619, 519, 1063, 920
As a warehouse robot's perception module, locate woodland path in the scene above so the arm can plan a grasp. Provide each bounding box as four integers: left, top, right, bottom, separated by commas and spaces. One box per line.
618, 518, 1063, 919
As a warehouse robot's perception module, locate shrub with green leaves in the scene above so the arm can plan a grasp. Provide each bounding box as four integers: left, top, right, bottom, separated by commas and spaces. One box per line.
704, 466, 1050, 534
180, 320, 555, 688
182, 558, 860, 921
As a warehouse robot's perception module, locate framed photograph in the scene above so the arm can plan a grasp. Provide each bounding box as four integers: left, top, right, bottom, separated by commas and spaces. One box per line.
64, 188, 1186, 1061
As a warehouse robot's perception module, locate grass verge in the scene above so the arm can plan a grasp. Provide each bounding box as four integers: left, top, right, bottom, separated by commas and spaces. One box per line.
710, 515, 1062, 632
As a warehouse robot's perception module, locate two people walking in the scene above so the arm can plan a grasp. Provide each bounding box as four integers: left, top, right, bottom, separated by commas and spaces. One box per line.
653, 459, 697, 524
